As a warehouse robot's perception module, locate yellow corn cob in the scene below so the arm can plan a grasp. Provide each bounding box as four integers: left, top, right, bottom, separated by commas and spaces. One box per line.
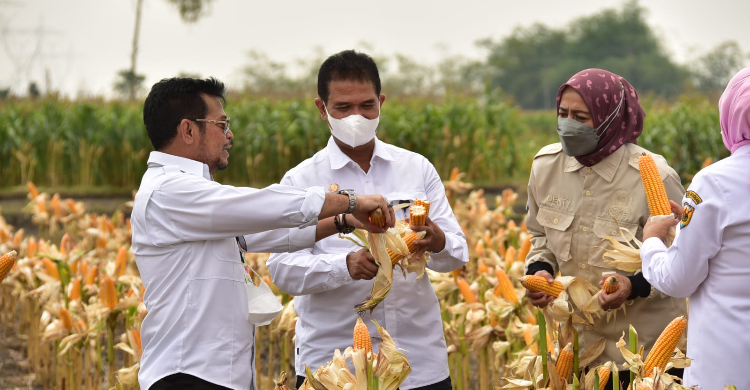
69, 277, 82, 302
493, 268, 519, 304
114, 246, 128, 278
507, 220, 517, 231
36, 198, 46, 214
519, 275, 563, 297
50, 193, 61, 218
59, 233, 70, 256
597, 364, 611, 390
353, 317, 372, 354
27, 181, 39, 199
369, 208, 386, 229
643, 316, 687, 377
517, 235, 531, 262
12, 229, 24, 248
504, 246, 517, 270
639, 153, 671, 216
59, 308, 74, 331
410, 205, 427, 226
603, 276, 619, 293
523, 326, 538, 354
415, 199, 431, 215
0, 228, 8, 243
100, 276, 117, 310
95, 235, 107, 250
0, 250, 18, 283
26, 237, 37, 258
477, 259, 489, 274
457, 277, 478, 303
388, 232, 419, 264
556, 342, 574, 382
67, 199, 77, 214
42, 257, 60, 280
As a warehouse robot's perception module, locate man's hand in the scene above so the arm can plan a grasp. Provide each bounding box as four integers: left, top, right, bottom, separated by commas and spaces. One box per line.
643, 200, 682, 243
346, 249, 379, 280
526, 270, 556, 308
410, 217, 446, 258
598, 273, 632, 311
351, 194, 395, 232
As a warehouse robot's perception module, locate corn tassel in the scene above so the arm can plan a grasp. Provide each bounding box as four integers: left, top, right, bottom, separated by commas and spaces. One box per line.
456, 277, 478, 303
353, 317, 372, 354
603, 276, 619, 293
493, 268, 519, 304
519, 275, 563, 297
0, 250, 18, 282
556, 342, 574, 382
643, 316, 687, 377
100, 276, 117, 310
638, 153, 671, 216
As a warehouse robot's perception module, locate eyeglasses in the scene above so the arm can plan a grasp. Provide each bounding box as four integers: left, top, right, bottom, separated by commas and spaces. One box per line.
189, 117, 231, 136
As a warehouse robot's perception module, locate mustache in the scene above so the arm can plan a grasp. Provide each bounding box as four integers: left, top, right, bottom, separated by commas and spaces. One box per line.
224, 141, 233, 149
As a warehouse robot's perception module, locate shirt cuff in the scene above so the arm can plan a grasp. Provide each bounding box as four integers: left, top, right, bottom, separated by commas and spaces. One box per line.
298, 186, 326, 228
526, 261, 554, 276
288, 225, 317, 253
627, 273, 651, 300
329, 253, 354, 286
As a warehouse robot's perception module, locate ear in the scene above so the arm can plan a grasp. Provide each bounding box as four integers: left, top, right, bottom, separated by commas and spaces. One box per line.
314, 98, 327, 120
178, 119, 197, 145
379, 94, 386, 108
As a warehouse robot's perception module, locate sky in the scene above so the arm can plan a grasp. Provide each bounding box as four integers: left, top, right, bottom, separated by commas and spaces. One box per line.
1, 0, 749, 98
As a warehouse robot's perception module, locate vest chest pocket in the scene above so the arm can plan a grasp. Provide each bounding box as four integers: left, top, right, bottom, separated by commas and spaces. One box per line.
536, 207, 575, 262
200, 238, 245, 282
590, 218, 640, 268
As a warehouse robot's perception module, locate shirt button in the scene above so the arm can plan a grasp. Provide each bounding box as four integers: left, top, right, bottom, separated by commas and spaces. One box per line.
579, 263, 587, 269
585, 325, 592, 331
611, 230, 617, 235
585, 190, 592, 196
553, 218, 559, 224
582, 227, 588, 232
634, 157, 639, 163
585, 167, 592, 173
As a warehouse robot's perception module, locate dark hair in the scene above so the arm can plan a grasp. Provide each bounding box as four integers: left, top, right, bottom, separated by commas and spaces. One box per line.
317, 50, 381, 104
143, 77, 226, 150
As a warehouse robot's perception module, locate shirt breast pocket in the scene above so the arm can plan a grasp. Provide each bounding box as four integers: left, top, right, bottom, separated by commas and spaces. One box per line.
203, 238, 245, 282
536, 206, 575, 262
591, 218, 640, 268
385, 191, 428, 221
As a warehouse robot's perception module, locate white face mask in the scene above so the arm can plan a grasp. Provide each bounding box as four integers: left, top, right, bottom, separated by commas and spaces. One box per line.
244, 267, 283, 326
325, 105, 380, 147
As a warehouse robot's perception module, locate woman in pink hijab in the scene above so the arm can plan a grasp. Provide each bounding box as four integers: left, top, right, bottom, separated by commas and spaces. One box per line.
641, 67, 750, 389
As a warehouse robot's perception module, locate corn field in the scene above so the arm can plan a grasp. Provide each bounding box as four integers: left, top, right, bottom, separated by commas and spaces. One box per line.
0, 96, 727, 191
0, 172, 716, 390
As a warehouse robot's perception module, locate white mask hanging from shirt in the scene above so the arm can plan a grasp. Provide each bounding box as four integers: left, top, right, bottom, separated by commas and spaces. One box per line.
325, 105, 380, 147
244, 266, 283, 326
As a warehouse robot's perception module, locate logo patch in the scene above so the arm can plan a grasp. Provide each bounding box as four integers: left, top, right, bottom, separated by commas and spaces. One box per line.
680, 203, 695, 229
686, 190, 703, 204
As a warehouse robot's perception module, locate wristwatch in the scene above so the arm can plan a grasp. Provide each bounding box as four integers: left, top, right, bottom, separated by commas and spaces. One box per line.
333, 214, 355, 234
336, 189, 357, 214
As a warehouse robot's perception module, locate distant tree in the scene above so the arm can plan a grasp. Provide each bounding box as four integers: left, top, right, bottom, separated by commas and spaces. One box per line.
114, 70, 146, 98
478, 0, 688, 109
692, 41, 748, 94
28, 81, 40, 99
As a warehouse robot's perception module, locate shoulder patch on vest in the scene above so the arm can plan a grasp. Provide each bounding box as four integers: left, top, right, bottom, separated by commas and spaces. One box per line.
686, 190, 703, 204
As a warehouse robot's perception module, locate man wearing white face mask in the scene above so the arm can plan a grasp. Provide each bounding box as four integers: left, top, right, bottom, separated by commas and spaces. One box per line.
265, 50, 469, 390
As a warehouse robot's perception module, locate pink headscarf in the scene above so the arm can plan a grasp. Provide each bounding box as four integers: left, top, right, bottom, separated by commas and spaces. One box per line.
719, 67, 750, 154
557, 69, 646, 166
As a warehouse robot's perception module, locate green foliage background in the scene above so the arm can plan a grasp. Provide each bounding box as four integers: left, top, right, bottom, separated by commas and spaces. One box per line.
0, 96, 727, 192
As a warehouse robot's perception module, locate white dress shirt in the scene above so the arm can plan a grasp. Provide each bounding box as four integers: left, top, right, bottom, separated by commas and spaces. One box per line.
641, 144, 750, 390
131, 151, 325, 390
266, 137, 469, 390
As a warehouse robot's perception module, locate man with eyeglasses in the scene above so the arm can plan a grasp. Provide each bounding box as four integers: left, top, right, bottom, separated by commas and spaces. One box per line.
131, 77, 395, 390
265, 50, 468, 390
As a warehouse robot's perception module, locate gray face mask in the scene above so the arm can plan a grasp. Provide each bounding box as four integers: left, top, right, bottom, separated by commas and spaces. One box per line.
557, 118, 601, 156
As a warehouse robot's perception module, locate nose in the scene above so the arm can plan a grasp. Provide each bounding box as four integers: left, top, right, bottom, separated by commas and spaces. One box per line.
226, 128, 234, 140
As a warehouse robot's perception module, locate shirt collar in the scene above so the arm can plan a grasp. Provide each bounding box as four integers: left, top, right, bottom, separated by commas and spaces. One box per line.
326, 137, 395, 170
563, 145, 626, 182
147, 151, 212, 180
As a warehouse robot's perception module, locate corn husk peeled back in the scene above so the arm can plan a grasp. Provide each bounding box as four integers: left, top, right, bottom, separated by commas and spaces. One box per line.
344, 201, 430, 313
